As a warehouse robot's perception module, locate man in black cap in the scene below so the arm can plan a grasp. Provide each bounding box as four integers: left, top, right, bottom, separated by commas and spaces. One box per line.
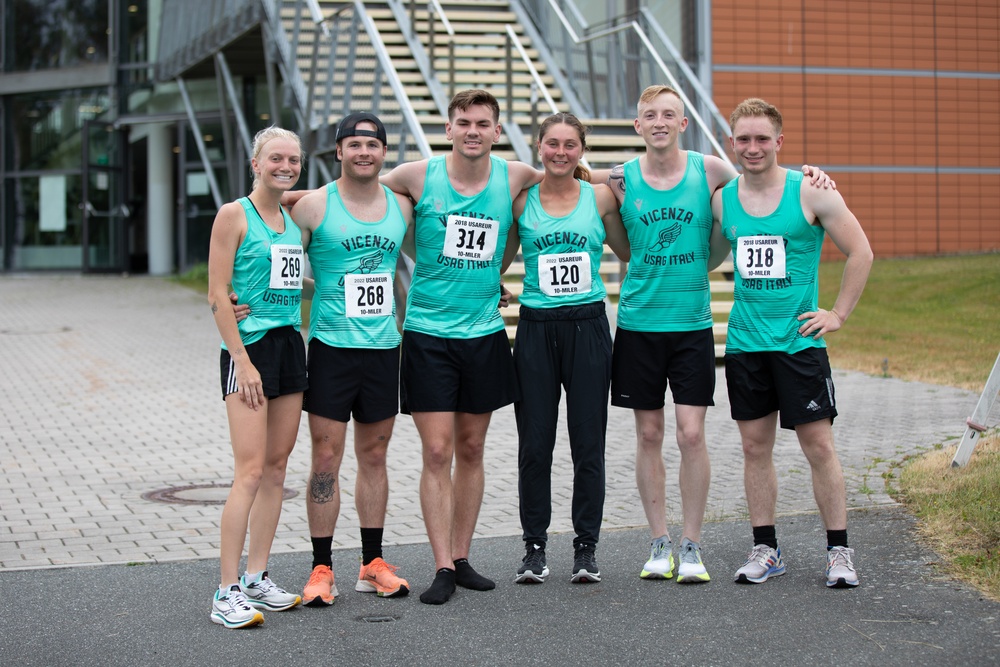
291, 112, 415, 606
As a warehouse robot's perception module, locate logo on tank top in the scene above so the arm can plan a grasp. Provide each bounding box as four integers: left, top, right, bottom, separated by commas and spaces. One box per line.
339, 250, 384, 286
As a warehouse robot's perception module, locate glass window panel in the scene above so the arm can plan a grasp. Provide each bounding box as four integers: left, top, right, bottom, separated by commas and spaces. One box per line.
9, 89, 110, 170
9, 174, 86, 269
8, 0, 109, 72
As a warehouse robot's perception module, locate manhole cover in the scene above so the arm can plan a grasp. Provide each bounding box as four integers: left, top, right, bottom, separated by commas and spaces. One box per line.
143, 482, 298, 506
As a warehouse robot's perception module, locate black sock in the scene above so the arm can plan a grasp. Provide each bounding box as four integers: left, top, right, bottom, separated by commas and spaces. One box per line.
419, 568, 456, 605
360, 527, 384, 565
752, 525, 778, 550
827, 529, 849, 549
454, 558, 496, 591
311, 536, 333, 569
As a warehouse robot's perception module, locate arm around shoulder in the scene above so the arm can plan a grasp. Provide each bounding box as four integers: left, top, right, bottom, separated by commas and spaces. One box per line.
594, 184, 629, 262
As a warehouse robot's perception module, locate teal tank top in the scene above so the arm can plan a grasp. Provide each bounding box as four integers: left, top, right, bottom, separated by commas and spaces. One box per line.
307, 183, 406, 348
225, 197, 302, 348
407, 155, 513, 338
720, 169, 827, 354
617, 152, 714, 332
517, 180, 607, 308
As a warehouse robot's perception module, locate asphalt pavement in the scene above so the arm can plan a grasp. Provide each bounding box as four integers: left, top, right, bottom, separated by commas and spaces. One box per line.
0, 275, 997, 666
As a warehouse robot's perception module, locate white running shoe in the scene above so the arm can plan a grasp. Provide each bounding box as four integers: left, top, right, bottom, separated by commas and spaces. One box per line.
211, 584, 264, 629
240, 570, 302, 611
826, 546, 860, 588
676, 537, 711, 583
640, 537, 674, 579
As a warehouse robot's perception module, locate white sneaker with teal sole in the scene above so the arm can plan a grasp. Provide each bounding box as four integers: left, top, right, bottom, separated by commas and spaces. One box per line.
211, 584, 264, 629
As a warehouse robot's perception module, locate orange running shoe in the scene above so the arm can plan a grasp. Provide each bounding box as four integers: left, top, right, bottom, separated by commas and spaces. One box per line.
355, 557, 410, 597
303, 564, 338, 607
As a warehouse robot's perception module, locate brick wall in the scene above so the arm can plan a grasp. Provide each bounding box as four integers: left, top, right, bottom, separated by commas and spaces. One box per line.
711, 0, 1000, 258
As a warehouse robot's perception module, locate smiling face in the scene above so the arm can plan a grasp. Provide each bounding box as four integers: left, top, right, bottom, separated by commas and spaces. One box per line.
731, 115, 783, 174
337, 121, 386, 181
537, 122, 584, 178
251, 137, 302, 192
634, 91, 688, 150
446, 104, 502, 160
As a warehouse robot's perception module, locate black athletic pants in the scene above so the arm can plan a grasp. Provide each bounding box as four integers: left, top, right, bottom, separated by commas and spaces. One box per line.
513, 301, 612, 548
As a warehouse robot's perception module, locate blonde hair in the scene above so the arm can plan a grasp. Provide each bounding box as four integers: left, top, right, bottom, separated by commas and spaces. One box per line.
250, 126, 303, 191
637, 85, 683, 113
729, 98, 783, 134
537, 113, 591, 182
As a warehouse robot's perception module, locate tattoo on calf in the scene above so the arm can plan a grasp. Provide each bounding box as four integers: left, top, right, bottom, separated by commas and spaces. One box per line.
310, 472, 336, 503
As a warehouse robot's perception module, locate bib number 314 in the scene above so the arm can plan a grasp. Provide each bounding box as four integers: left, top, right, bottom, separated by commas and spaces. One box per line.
442, 215, 499, 261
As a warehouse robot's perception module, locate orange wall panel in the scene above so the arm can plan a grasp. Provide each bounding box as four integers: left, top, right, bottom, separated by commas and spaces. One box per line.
712, 0, 1000, 257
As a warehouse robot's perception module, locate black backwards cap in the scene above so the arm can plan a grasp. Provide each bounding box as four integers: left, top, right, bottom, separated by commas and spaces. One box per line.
335, 112, 388, 146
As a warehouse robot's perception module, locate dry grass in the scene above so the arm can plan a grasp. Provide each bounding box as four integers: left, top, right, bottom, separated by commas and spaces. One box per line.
893, 433, 1000, 602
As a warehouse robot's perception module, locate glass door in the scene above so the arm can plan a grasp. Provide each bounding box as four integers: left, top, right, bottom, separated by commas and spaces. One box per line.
81, 120, 128, 272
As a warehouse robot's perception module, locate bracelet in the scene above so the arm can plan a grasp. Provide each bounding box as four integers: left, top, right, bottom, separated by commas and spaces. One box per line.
830, 308, 843, 323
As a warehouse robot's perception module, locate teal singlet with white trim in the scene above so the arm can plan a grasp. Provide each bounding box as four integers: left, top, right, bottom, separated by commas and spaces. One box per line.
721, 169, 826, 354
308, 182, 406, 348
517, 180, 607, 308
617, 152, 714, 332
407, 155, 513, 338
225, 197, 302, 349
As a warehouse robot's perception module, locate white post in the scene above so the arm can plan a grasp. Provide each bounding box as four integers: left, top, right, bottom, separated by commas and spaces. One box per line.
952, 351, 1000, 467
147, 123, 175, 275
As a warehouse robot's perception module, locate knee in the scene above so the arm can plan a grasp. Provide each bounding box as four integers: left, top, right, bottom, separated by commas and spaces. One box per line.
454, 437, 485, 467
358, 443, 388, 470
741, 439, 772, 462
675, 425, 706, 454
422, 442, 454, 471
636, 425, 664, 450
233, 465, 264, 493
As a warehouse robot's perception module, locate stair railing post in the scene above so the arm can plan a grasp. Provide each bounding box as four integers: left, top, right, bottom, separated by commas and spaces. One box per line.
428, 2, 436, 70
529, 82, 539, 167
505, 34, 514, 122
448, 37, 455, 99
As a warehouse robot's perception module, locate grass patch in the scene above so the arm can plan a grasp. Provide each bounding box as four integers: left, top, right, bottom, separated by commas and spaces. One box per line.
818, 252, 1000, 391
892, 433, 1000, 602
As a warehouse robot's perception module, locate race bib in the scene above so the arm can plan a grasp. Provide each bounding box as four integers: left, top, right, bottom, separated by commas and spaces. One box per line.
269, 244, 303, 289
737, 236, 786, 280
442, 215, 499, 261
344, 273, 392, 318
538, 253, 592, 297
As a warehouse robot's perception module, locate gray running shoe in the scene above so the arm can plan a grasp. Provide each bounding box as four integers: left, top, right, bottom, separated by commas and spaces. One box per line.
734, 544, 786, 584
240, 571, 302, 611
826, 546, 859, 588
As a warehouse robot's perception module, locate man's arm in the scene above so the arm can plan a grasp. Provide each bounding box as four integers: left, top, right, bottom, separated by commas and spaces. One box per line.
796, 185, 873, 339
708, 189, 729, 271
594, 184, 629, 262
507, 160, 544, 198
381, 159, 427, 202
395, 193, 416, 260
502, 190, 527, 273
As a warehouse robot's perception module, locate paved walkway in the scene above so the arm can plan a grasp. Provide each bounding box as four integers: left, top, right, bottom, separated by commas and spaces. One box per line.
0, 275, 980, 571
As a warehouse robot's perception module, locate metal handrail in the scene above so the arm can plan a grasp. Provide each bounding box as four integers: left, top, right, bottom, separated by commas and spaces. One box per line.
405, 0, 456, 99
542, 0, 729, 163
